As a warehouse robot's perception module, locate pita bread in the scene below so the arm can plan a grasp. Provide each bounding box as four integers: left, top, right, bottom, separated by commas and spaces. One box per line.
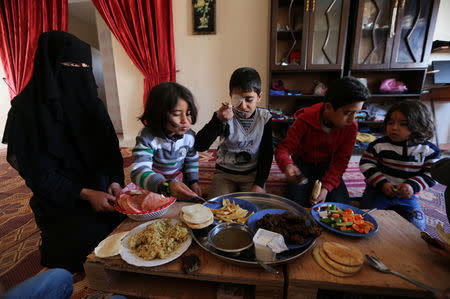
312, 246, 353, 277
181, 204, 213, 224
319, 246, 362, 274
312, 180, 322, 201
180, 204, 214, 229
322, 242, 364, 266
94, 232, 128, 258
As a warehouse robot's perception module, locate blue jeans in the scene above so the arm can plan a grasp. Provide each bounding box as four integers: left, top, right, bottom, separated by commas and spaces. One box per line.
360, 186, 426, 231
284, 158, 350, 208
4, 268, 73, 299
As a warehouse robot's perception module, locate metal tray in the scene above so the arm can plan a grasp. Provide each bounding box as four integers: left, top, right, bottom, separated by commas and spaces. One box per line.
191, 192, 316, 266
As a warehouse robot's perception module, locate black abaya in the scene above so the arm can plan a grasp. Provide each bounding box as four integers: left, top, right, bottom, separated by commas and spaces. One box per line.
3, 31, 125, 272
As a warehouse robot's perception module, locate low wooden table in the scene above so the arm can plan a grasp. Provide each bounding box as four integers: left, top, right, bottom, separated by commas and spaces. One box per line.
286, 210, 450, 298
84, 203, 284, 299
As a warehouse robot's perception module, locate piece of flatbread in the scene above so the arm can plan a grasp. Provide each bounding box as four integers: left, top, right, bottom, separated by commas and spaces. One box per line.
322, 242, 364, 266
312, 246, 353, 277
180, 210, 214, 229
94, 232, 128, 258
319, 246, 362, 274
181, 204, 213, 224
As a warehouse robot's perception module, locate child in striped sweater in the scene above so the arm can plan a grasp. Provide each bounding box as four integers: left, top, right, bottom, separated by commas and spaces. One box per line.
131, 82, 201, 201
359, 100, 440, 230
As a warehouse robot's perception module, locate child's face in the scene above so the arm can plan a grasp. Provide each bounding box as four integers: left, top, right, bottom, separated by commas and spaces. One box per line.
165, 98, 192, 136
229, 88, 262, 119
386, 110, 411, 142
323, 101, 364, 129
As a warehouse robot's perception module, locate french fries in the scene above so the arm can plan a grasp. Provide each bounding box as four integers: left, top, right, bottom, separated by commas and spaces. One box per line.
210, 198, 254, 224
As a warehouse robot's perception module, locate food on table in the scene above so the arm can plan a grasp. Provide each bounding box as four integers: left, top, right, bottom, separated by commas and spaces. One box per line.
322, 241, 364, 266
210, 198, 254, 224
94, 232, 128, 258
316, 204, 375, 234
312, 180, 322, 201
117, 189, 173, 213
436, 223, 450, 245
180, 204, 214, 229
255, 212, 322, 244
312, 242, 363, 277
128, 219, 189, 260
182, 254, 200, 273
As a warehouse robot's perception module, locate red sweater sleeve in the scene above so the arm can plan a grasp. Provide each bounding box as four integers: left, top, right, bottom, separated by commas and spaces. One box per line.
274, 118, 305, 172
321, 122, 358, 192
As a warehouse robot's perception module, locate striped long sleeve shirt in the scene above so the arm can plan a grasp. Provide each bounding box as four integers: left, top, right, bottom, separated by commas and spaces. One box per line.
130, 127, 199, 193
359, 136, 440, 193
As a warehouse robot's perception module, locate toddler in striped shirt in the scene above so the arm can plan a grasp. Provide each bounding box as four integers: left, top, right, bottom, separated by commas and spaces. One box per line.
359, 100, 440, 230
131, 82, 201, 201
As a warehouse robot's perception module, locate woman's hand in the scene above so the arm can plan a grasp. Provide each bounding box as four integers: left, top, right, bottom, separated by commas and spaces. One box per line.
80, 188, 116, 213
397, 183, 414, 199
382, 182, 397, 198
190, 182, 203, 197
169, 181, 198, 201
107, 182, 122, 197
216, 102, 233, 122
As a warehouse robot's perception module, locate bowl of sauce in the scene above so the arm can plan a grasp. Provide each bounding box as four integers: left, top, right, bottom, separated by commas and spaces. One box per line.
207, 222, 254, 253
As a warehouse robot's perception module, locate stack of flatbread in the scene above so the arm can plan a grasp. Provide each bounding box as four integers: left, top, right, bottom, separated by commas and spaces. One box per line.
312, 241, 363, 276
180, 204, 214, 229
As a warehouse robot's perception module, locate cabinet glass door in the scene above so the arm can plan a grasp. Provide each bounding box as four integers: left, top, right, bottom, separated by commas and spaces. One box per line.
307, 0, 349, 70
390, 0, 437, 68
351, 0, 395, 70
270, 0, 309, 70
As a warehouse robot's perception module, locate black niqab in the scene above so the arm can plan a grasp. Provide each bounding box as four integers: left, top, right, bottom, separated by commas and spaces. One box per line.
3, 31, 121, 182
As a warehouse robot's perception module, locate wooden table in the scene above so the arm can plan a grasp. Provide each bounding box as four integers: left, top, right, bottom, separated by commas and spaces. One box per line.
84, 202, 284, 299
286, 210, 450, 298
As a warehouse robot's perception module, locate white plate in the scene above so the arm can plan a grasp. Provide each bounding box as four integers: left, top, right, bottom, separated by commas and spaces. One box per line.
120, 218, 192, 267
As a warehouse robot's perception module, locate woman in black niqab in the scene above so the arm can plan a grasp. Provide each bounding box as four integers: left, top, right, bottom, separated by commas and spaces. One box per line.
2, 31, 125, 272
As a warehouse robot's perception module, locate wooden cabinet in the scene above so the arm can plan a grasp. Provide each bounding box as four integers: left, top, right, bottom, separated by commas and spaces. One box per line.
268, 0, 440, 148
270, 0, 350, 71
351, 0, 439, 70
269, 0, 350, 120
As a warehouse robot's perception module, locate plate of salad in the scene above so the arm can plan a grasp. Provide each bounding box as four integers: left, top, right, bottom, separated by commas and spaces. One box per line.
311, 202, 378, 237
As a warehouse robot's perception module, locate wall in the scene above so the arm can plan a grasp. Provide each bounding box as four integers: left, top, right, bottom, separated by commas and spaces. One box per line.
173, 0, 270, 135
424, 0, 450, 145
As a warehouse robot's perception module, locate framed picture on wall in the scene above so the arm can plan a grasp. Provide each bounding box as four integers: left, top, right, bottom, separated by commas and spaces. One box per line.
192, 0, 215, 35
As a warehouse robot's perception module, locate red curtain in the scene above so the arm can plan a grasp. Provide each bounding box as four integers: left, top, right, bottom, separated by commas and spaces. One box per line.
92, 0, 176, 106
0, 0, 68, 99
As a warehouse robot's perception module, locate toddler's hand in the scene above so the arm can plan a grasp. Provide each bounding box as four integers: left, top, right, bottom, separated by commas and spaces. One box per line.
284, 164, 302, 184
169, 181, 198, 201
382, 182, 397, 198
190, 182, 202, 197
216, 102, 233, 122
397, 183, 414, 199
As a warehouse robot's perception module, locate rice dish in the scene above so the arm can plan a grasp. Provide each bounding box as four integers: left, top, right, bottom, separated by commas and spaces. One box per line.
128, 219, 189, 260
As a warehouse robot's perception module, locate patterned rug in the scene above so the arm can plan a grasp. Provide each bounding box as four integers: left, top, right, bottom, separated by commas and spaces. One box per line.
0, 148, 448, 297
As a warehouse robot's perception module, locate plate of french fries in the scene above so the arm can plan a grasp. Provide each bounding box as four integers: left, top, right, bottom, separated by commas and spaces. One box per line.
204, 197, 257, 225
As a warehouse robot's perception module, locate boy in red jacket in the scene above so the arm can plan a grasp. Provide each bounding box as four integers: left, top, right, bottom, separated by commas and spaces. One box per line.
275, 77, 370, 207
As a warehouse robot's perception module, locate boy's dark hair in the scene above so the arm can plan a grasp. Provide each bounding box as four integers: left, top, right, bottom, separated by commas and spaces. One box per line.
383, 99, 434, 143
139, 82, 197, 131
325, 77, 370, 110
229, 67, 261, 94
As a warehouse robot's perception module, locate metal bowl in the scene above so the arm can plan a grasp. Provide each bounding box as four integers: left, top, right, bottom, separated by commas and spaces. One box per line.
207, 222, 254, 253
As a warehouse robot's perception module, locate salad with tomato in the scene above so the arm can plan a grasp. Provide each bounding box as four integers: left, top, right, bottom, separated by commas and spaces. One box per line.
317, 204, 375, 234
